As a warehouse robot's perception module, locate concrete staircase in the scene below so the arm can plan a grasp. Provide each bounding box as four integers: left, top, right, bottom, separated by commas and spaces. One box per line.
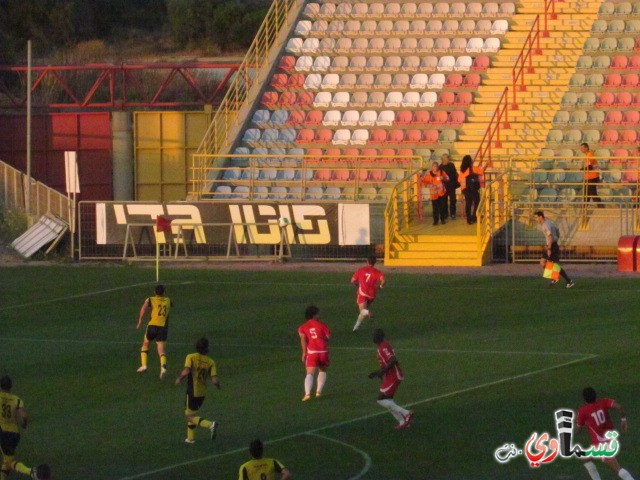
386, 0, 602, 267
453, 0, 601, 158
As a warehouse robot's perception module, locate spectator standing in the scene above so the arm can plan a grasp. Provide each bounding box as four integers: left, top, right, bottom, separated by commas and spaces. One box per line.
421, 161, 449, 226
580, 143, 603, 206
458, 155, 484, 225
439, 153, 460, 220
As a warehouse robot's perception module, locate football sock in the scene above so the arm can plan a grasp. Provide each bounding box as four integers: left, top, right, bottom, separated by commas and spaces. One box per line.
160, 354, 167, 369
377, 399, 405, 423
195, 417, 212, 429
140, 348, 148, 368
187, 421, 196, 442
316, 371, 327, 394
353, 319, 362, 331
584, 461, 602, 480
11, 461, 31, 475
618, 469, 634, 480
304, 374, 314, 395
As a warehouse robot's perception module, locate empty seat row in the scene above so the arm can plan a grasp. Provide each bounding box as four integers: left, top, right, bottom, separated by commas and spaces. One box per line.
285, 36, 501, 55
289, 54, 491, 74
546, 129, 639, 145
230, 147, 421, 166
261, 87, 479, 109
569, 73, 640, 88
577, 53, 640, 69
303, 2, 515, 19
539, 148, 640, 162
254, 106, 470, 129
562, 91, 640, 108
298, 69, 480, 91
291, 128, 457, 146
591, 19, 640, 34
294, 19, 509, 37
552, 110, 640, 127
584, 36, 640, 52
214, 184, 396, 201
598, 2, 640, 15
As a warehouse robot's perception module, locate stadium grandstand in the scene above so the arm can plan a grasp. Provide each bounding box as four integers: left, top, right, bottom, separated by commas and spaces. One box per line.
2, 0, 640, 266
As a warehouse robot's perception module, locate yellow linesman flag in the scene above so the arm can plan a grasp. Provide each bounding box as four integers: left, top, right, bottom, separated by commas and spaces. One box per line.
542, 261, 562, 280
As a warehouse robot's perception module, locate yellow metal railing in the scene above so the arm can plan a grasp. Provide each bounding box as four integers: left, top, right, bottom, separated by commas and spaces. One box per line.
0, 160, 70, 223
194, 0, 302, 193
192, 154, 422, 202
384, 169, 423, 261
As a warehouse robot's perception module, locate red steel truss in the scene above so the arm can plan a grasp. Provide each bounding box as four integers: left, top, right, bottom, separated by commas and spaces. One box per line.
0, 62, 239, 110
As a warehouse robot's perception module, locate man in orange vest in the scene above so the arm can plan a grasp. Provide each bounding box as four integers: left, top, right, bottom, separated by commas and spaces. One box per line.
580, 143, 603, 207
421, 161, 449, 226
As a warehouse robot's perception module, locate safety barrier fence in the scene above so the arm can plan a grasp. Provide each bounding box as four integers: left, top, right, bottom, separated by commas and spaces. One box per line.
0, 160, 70, 223
195, 0, 302, 187
190, 153, 423, 201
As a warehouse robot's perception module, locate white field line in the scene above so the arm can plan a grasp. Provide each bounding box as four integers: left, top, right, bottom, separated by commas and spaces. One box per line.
0, 336, 595, 358
117, 354, 595, 480
0, 281, 192, 312
305, 432, 372, 480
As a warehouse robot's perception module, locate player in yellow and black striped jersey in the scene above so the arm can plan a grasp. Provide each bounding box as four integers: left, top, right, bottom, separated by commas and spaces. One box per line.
238, 439, 290, 480
175, 337, 221, 444
0, 376, 50, 480
136, 284, 173, 379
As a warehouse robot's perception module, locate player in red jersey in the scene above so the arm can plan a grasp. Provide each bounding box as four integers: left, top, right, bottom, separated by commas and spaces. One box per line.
298, 305, 331, 402
576, 387, 635, 480
351, 256, 385, 331
368, 329, 414, 429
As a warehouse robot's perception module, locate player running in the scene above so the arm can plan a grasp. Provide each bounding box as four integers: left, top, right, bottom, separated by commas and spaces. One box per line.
368, 329, 414, 430
136, 284, 173, 379
298, 305, 331, 402
351, 256, 385, 331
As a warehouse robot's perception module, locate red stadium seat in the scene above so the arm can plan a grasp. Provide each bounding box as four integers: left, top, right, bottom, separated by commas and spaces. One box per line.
622, 73, 639, 88
422, 129, 440, 144
304, 110, 323, 126
622, 110, 640, 126
278, 56, 296, 72
369, 129, 388, 144
271, 73, 288, 90
462, 73, 481, 88
471, 55, 490, 71
394, 111, 413, 126
447, 111, 466, 126
604, 110, 623, 126
286, 110, 305, 126
604, 73, 622, 88
600, 129, 619, 145
444, 73, 463, 88
260, 92, 279, 108
278, 91, 297, 107
611, 55, 629, 70
454, 91, 473, 106
287, 74, 306, 90
295, 91, 314, 108
596, 91, 615, 107
620, 130, 638, 145
387, 129, 405, 144
404, 129, 422, 143
429, 110, 448, 125
315, 129, 333, 144
412, 110, 431, 125
436, 91, 455, 106
615, 91, 632, 107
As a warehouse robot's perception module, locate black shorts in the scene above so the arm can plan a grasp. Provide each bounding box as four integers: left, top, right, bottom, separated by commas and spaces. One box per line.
185, 394, 205, 413
145, 325, 168, 342
0, 430, 20, 456
542, 242, 561, 263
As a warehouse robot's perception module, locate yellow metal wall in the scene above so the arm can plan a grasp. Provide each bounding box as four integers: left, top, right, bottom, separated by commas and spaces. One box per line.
134, 111, 211, 201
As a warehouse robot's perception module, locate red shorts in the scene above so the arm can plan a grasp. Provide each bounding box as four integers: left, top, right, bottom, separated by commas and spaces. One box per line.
305, 351, 330, 368
380, 373, 402, 397
357, 294, 375, 306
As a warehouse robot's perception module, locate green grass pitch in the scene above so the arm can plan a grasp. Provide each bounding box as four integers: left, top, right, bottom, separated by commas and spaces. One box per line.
1, 265, 639, 479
